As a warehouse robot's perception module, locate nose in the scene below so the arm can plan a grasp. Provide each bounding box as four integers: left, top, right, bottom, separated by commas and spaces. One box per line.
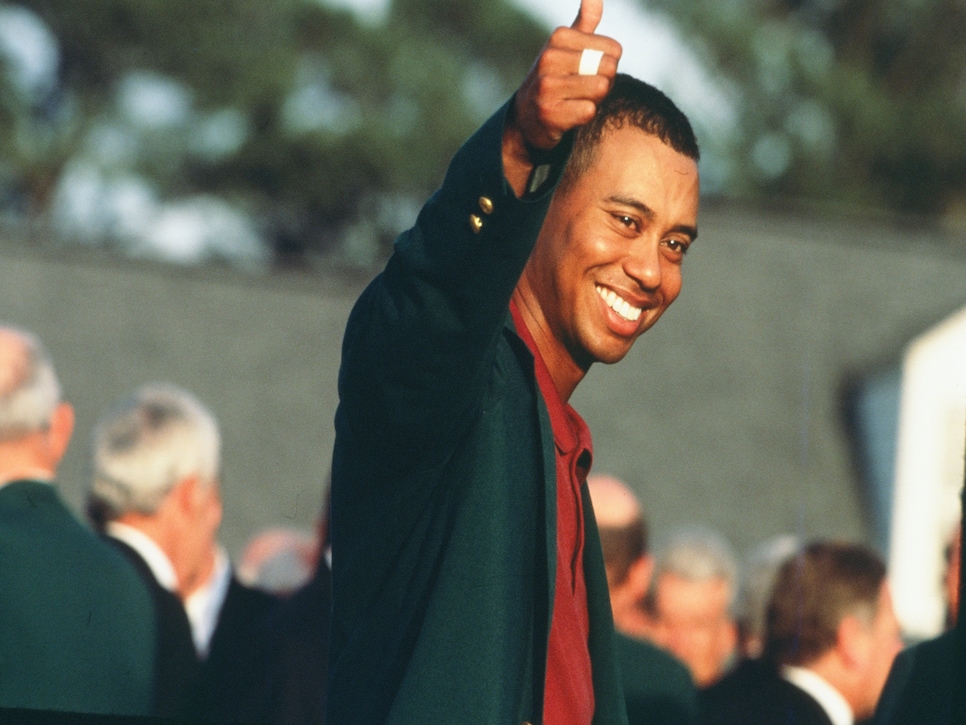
622, 236, 663, 292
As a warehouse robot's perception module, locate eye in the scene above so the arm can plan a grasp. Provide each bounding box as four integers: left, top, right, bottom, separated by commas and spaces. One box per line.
612, 214, 639, 231
664, 238, 690, 257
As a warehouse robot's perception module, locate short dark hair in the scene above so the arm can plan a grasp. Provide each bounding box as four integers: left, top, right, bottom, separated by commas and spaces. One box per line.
598, 514, 649, 585
764, 540, 886, 667
559, 73, 700, 193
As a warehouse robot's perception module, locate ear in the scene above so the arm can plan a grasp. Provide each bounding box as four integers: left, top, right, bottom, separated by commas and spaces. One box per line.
718, 615, 739, 661
45, 402, 74, 468
206, 482, 223, 530
172, 474, 200, 515
628, 554, 655, 598
836, 614, 870, 669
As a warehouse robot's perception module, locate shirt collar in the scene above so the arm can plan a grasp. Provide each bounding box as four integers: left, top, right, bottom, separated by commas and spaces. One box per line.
508, 300, 593, 458
782, 665, 854, 725
184, 545, 232, 659
106, 521, 180, 592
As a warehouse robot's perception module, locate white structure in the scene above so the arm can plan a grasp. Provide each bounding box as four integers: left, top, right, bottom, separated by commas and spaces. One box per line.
890, 304, 966, 640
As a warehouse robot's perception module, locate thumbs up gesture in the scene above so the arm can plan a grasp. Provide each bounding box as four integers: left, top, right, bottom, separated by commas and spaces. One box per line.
503, 0, 622, 193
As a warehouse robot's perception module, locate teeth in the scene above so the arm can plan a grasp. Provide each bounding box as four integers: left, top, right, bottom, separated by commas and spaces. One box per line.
596, 285, 642, 322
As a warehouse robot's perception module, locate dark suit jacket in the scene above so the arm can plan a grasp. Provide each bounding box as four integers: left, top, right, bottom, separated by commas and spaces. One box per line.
0, 480, 155, 715
261, 560, 332, 725
699, 658, 833, 725
105, 536, 200, 719
616, 633, 698, 725
185, 575, 280, 724
328, 101, 626, 724
873, 630, 957, 725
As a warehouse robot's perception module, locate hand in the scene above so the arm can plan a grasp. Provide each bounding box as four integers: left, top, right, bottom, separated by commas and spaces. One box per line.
503, 0, 622, 194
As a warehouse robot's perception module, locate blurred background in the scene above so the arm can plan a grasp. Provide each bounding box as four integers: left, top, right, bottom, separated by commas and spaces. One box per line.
0, 0, 964, 642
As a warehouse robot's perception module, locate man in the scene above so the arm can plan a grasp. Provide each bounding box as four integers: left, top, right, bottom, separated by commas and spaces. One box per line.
733, 534, 800, 659
588, 474, 699, 725
873, 514, 963, 725
0, 325, 154, 715
701, 540, 904, 725
648, 528, 740, 688
87, 382, 278, 722
327, 0, 701, 721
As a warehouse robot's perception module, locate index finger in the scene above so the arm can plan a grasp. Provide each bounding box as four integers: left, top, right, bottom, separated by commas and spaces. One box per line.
572, 0, 603, 34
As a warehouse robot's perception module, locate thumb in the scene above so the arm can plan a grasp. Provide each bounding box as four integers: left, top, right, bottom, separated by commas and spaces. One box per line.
572, 0, 603, 34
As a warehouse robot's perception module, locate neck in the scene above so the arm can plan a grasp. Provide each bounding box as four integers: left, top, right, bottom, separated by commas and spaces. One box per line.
613, 603, 654, 640
798, 656, 859, 720
116, 511, 191, 591
511, 288, 586, 402
0, 436, 56, 485
182, 544, 217, 599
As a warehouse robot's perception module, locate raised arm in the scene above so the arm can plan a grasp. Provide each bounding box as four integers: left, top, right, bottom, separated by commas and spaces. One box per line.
502, 0, 622, 196
337, 1, 622, 467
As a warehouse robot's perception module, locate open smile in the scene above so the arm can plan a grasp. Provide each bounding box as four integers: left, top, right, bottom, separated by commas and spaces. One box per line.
595, 285, 642, 322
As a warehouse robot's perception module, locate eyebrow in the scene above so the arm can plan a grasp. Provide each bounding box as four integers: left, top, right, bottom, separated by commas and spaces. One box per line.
605, 194, 699, 242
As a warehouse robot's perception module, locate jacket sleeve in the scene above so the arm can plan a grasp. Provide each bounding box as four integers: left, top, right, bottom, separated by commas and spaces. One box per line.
336, 99, 571, 471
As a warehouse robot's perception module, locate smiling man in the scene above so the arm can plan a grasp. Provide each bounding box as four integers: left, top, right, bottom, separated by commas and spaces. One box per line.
327, 1, 700, 723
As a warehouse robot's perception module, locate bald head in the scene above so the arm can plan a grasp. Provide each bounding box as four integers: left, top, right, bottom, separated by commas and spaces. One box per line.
588, 473, 642, 527
588, 474, 648, 584
0, 326, 62, 440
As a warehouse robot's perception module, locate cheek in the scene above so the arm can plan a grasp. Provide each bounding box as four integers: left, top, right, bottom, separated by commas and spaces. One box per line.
662, 265, 684, 303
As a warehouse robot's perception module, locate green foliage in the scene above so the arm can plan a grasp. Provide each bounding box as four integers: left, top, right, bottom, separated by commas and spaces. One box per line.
644, 0, 966, 218
5, 0, 547, 264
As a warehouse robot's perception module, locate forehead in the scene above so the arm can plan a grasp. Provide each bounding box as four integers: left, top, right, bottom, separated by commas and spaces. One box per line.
574, 125, 699, 211
657, 573, 730, 615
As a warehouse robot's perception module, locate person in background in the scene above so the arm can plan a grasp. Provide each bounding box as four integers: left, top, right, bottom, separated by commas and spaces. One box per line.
701, 540, 903, 725
943, 521, 960, 630
87, 382, 279, 723
588, 473, 698, 725
0, 325, 155, 716
260, 495, 332, 725
734, 534, 800, 660
873, 507, 963, 725
648, 526, 740, 688
238, 525, 319, 595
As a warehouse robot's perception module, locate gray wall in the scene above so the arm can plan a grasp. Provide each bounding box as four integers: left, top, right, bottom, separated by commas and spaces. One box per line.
0, 244, 358, 559
2, 204, 964, 567
572, 204, 966, 559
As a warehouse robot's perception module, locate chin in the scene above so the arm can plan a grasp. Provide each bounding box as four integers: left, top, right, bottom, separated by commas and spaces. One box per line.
591, 342, 635, 366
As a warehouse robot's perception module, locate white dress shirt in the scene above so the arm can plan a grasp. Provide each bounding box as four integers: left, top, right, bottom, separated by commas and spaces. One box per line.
184, 544, 232, 659
782, 665, 854, 725
106, 520, 179, 592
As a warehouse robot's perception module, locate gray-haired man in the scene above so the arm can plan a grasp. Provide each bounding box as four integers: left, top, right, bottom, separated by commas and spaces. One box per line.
0, 325, 155, 716
88, 382, 278, 723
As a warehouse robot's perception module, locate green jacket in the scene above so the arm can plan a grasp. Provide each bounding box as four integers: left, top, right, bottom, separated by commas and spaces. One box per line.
328, 101, 627, 725
0, 480, 155, 715
616, 633, 698, 725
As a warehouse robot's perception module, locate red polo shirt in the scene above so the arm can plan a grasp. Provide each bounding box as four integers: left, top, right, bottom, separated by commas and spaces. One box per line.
510, 301, 595, 725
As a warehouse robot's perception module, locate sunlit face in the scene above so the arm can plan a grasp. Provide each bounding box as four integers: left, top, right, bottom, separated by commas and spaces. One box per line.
520, 125, 699, 378
651, 572, 737, 687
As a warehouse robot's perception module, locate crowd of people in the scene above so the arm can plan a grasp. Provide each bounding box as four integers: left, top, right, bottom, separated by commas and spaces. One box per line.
1, 0, 961, 723
587, 472, 940, 725
0, 321, 954, 725
0, 326, 330, 723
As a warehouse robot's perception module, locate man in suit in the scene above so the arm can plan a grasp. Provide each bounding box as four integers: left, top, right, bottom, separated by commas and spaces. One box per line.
87, 382, 278, 723
588, 474, 699, 725
0, 325, 155, 715
700, 540, 904, 725
647, 527, 740, 688
327, 0, 701, 721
